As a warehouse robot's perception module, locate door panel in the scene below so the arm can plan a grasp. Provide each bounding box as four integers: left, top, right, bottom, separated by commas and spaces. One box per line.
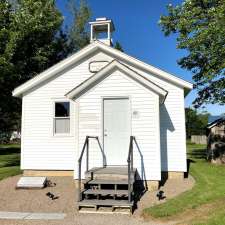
103, 98, 130, 165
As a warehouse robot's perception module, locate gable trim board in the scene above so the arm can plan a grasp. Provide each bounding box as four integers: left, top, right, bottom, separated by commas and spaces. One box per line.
65, 60, 168, 103
12, 41, 192, 98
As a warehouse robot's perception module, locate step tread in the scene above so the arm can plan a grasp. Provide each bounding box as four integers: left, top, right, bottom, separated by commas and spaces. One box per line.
83, 189, 128, 195
86, 179, 134, 185
78, 199, 133, 206
86, 166, 136, 175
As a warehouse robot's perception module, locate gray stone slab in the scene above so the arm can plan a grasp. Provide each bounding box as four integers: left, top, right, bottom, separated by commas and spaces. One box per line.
0, 212, 66, 220
17, 177, 47, 188
0, 212, 30, 219
25, 213, 66, 220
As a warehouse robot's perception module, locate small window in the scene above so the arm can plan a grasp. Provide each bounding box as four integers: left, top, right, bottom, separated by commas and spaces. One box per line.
54, 102, 70, 134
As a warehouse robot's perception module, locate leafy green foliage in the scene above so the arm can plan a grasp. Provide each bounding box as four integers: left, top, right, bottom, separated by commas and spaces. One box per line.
0, 0, 67, 132
185, 108, 209, 138
114, 41, 124, 52
159, 0, 225, 107
0, 0, 91, 134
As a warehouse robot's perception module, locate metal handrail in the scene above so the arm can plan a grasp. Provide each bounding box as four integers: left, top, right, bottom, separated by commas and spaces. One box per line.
77, 136, 106, 201
127, 136, 134, 202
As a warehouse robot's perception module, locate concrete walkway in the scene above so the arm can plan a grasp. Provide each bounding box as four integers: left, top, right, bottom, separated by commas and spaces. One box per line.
0, 211, 66, 220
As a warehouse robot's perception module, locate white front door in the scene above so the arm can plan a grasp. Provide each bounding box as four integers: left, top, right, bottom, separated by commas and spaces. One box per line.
103, 98, 130, 165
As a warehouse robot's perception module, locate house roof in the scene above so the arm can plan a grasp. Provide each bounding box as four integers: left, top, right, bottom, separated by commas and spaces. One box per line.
65, 60, 168, 103
207, 117, 225, 129
12, 40, 193, 97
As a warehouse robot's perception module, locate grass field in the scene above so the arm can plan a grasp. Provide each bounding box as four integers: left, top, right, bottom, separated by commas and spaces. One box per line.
143, 143, 225, 224
0, 144, 21, 181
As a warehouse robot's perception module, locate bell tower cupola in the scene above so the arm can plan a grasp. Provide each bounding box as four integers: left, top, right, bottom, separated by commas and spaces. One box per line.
89, 17, 115, 46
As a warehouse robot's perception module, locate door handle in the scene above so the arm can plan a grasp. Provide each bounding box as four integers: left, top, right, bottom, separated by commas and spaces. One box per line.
104, 134, 107, 137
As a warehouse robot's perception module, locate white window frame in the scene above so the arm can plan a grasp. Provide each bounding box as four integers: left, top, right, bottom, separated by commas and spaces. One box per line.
53, 100, 71, 136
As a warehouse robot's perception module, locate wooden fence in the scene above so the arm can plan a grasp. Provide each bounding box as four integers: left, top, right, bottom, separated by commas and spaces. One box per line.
191, 135, 207, 145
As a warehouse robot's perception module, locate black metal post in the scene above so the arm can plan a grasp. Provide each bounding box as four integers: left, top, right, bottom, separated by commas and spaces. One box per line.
78, 161, 81, 201
77, 136, 88, 202
86, 137, 89, 172
127, 157, 131, 202
131, 136, 133, 172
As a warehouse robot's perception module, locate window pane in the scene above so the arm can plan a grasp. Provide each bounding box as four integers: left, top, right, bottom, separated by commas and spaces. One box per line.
55, 102, 70, 117
55, 118, 70, 133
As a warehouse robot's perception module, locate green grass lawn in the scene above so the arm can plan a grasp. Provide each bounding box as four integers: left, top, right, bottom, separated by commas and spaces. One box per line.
0, 144, 21, 181
143, 143, 225, 224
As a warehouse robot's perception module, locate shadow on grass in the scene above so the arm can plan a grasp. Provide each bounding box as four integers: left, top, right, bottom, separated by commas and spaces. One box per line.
1, 157, 20, 167
0, 147, 20, 155
187, 148, 206, 160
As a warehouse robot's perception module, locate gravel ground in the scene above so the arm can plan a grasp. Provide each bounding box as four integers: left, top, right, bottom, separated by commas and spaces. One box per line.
0, 175, 195, 225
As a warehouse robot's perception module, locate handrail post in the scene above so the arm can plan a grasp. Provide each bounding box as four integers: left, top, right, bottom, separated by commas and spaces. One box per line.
86, 137, 89, 172
131, 136, 133, 172
96, 137, 106, 167
77, 136, 88, 202
77, 135, 107, 203
78, 160, 81, 201
128, 157, 131, 202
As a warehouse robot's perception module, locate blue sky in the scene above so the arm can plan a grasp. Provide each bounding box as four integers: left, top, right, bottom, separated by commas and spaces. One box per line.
56, 0, 224, 115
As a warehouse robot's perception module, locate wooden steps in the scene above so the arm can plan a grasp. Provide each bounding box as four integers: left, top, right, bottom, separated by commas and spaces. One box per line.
78, 166, 136, 213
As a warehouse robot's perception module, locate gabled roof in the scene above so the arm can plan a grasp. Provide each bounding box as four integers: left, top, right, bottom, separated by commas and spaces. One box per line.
207, 117, 225, 129
12, 40, 192, 97
65, 60, 168, 103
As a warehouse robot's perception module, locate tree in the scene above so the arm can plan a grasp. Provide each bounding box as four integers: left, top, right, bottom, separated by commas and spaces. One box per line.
114, 41, 124, 52
185, 108, 210, 138
159, 0, 225, 107
68, 0, 91, 53
0, 0, 67, 134
0, 0, 91, 137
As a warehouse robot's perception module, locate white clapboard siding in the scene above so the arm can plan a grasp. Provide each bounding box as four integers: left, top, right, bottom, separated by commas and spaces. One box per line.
77, 70, 161, 180
21, 55, 96, 170
21, 49, 187, 178
126, 64, 187, 172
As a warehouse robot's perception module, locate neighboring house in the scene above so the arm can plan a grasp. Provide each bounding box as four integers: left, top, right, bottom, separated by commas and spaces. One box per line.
12, 18, 192, 187
206, 117, 225, 162
207, 117, 225, 137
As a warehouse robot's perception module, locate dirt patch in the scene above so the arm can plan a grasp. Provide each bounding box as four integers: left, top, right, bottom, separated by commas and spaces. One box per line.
0, 175, 194, 225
